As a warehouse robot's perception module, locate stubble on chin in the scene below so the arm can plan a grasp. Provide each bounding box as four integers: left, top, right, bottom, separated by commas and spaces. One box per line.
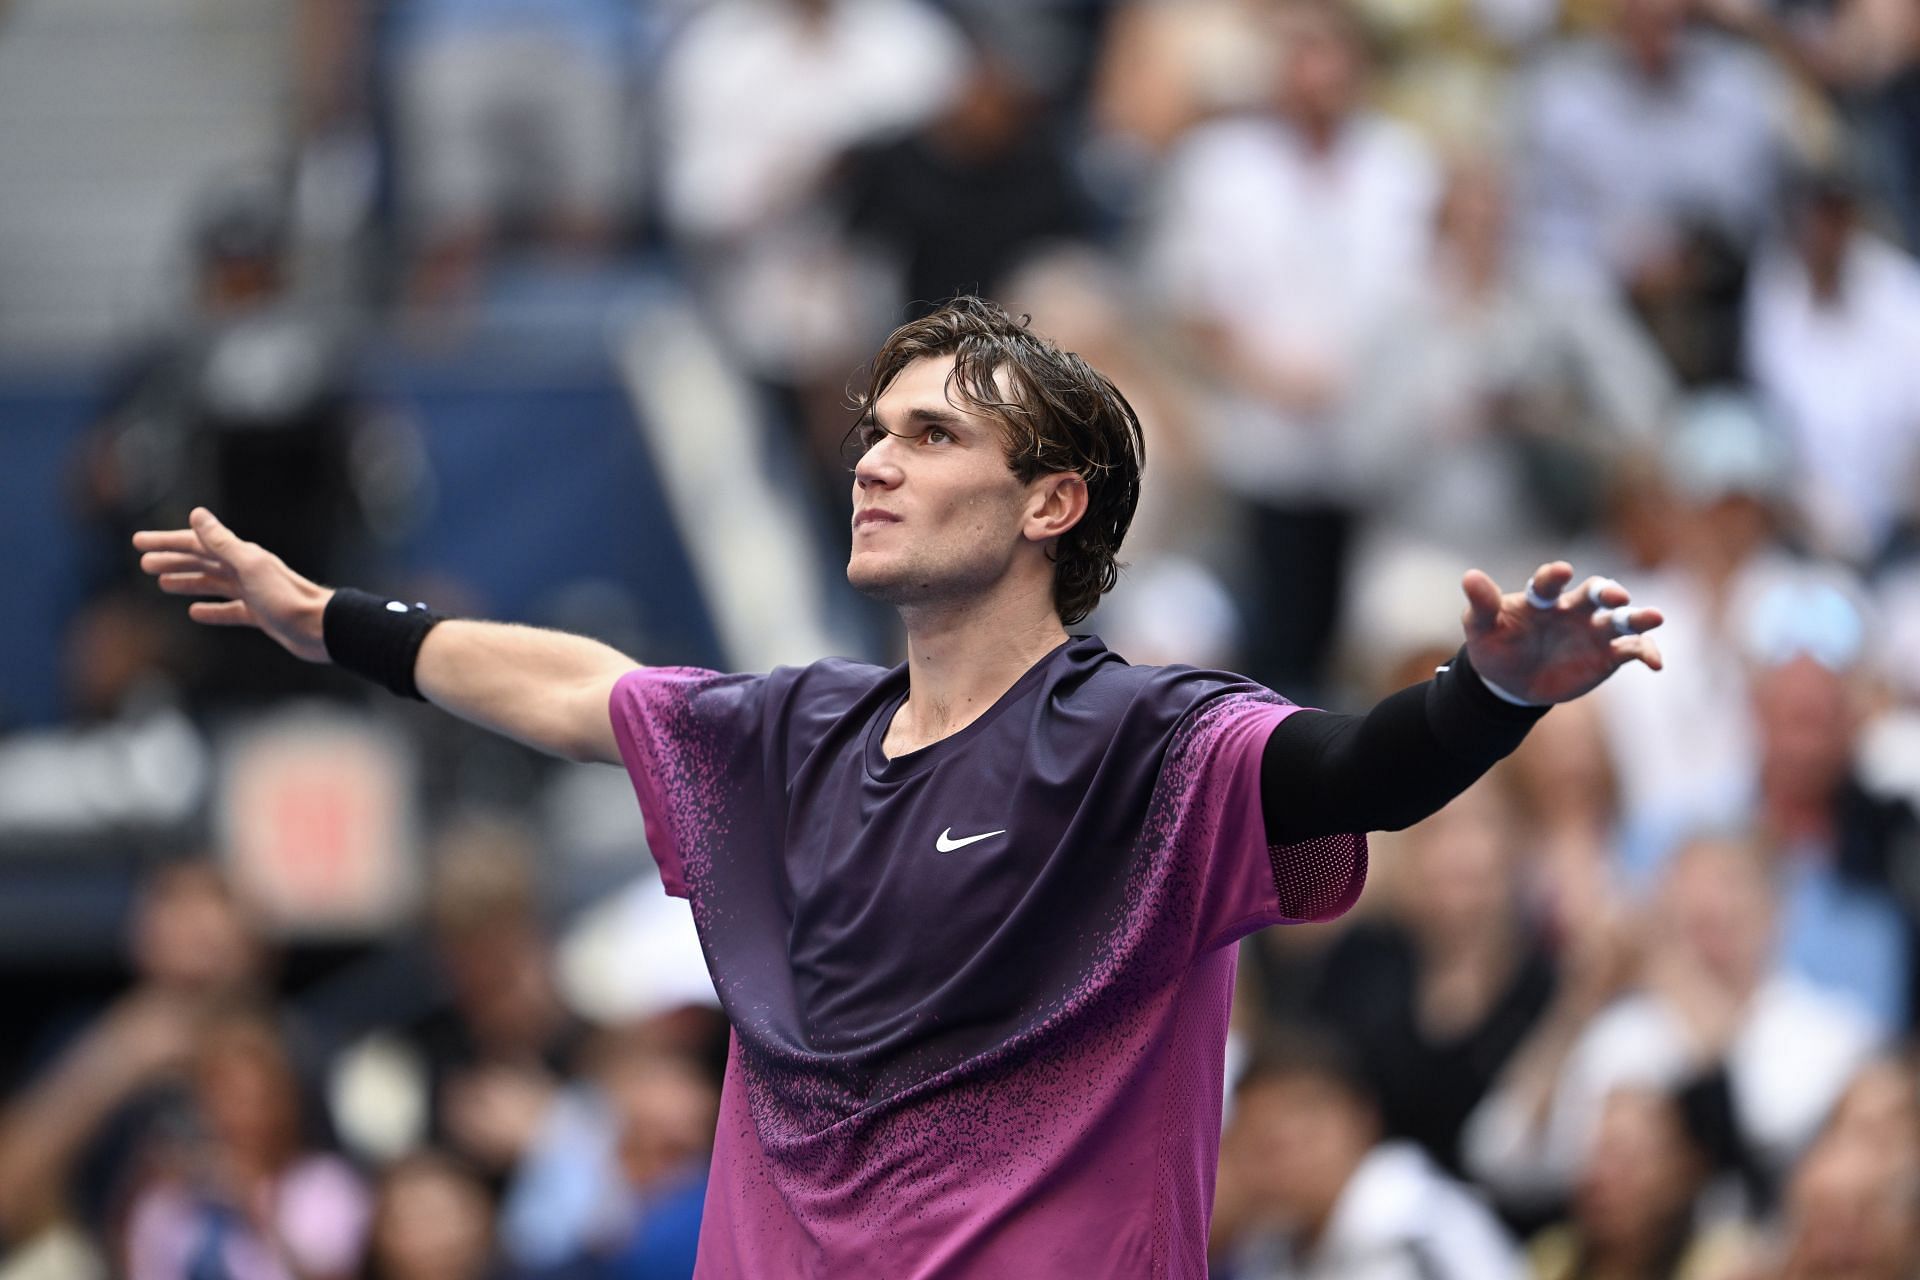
847, 549, 994, 612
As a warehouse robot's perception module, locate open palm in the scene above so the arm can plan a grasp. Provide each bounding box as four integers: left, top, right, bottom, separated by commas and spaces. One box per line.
1462, 561, 1663, 705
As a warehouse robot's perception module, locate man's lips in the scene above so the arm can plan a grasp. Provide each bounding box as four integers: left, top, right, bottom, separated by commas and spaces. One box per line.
853, 509, 901, 529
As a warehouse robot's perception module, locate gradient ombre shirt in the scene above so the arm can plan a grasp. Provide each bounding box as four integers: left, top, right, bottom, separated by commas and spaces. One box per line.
610, 636, 1366, 1278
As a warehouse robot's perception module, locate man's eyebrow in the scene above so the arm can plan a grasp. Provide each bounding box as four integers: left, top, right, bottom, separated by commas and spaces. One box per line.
899, 406, 972, 431
869, 405, 974, 434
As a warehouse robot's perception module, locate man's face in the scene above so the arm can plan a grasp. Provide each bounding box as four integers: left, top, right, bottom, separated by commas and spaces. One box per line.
846, 354, 1050, 612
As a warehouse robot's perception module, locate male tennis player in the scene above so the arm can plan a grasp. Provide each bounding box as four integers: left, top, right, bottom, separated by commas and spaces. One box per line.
135, 298, 1661, 1278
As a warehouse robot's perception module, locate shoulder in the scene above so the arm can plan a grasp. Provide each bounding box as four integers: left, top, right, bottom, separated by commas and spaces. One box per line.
777, 655, 895, 702
1061, 640, 1276, 725
611, 657, 893, 739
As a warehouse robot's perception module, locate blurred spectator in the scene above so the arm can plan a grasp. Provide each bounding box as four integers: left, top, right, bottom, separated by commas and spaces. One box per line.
659, 0, 965, 383
1763, 1063, 1920, 1280
1517, 0, 1795, 284
74, 174, 390, 711
1463, 836, 1879, 1218
0, 863, 272, 1268
839, 23, 1097, 328
1350, 156, 1674, 561
413, 818, 587, 1178
360, 1150, 503, 1280
1357, 0, 1561, 149
1595, 392, 1801, 860
1212, 1029, 1525, 1279
79, 176, 367, 590
1745, 162, 1920, 566
121, 1005, 370, 1280
1708, 0, 1920, 250
1500, 696, 1623, 914
327, 815, 587, 1180
1812, 1053, 1920, 1192
1295, 781, 1557, 1178
1517, 0, 1796, 383
298, 0, 641, 310
1088, 0, 1287, 160
1526, 1085, 1757, 1280
1743, 583, 1915, 1031
1144, 0, 1441, 694
499, 1027, 717, 1278
1000, 247, 1219, 565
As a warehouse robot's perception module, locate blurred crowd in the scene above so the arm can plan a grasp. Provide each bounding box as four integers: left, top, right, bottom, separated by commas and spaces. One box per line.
6, 0, 1920, 1275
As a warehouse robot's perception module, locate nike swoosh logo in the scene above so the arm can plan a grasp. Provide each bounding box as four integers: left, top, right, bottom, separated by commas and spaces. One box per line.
935, 827, 1007, 853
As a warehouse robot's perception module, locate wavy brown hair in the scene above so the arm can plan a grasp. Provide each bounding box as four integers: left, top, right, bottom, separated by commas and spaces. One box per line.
852, 297, 1146, 626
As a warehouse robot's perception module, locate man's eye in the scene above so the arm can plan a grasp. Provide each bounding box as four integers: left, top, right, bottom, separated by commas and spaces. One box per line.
856, 424, 887, 449
924, 427, 954, 445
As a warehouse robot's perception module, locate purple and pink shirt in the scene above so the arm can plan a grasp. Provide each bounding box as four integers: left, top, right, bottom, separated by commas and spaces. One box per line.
609, 635, 1366, 1278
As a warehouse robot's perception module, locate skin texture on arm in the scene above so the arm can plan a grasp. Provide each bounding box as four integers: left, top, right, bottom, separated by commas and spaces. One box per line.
133, 508, 636, 765
413, 620, 632, 765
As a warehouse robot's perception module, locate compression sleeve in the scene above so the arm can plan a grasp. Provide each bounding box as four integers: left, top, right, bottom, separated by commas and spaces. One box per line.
1260, 647, 1547, 843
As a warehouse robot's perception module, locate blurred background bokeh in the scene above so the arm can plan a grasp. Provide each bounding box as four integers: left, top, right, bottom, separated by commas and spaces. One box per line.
3, 0, 1920, 1275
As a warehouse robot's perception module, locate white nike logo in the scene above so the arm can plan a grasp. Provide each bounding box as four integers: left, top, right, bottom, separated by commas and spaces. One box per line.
935, 827, 1007, 853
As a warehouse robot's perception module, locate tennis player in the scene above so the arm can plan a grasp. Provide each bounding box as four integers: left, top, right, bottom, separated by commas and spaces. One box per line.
135, 297, 1661, 1278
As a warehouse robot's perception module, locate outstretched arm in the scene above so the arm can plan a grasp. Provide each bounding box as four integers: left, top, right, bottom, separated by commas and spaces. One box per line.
134, 508, 635, 764
1262, 561, 1662, 843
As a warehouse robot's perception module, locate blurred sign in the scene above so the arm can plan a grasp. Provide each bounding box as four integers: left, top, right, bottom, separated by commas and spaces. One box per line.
217, 704, 419, 936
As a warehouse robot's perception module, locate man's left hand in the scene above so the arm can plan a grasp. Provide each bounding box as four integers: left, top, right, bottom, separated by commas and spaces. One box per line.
1462, 561, 1664, 705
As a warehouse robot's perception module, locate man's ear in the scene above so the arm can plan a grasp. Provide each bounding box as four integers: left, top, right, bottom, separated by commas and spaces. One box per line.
1025, 472, 1089, 543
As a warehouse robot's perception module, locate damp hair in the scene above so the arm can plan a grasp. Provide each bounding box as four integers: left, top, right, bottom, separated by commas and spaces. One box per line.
851, 296, 1146, 626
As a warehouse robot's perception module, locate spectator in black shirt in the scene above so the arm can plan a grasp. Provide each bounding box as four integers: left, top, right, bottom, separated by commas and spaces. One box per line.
1303, 780, 1556, 1176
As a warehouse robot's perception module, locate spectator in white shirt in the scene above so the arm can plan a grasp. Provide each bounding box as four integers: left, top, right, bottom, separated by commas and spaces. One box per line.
1463, 835, 1880, 1219
1516, 0, 1794, 291
1746, 164, 1920, 566
658, 0, 966, 385
1143, 0, 1441, 693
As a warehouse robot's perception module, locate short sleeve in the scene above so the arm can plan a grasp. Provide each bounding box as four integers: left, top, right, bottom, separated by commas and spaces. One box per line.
609, 667, 770, 898
1150, 694, 1368, 954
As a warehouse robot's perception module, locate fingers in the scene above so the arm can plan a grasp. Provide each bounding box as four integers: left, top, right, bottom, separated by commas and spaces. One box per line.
1592, 605, 1664, 637
1524, 562, 1575, 609
1460, 569, 1504, 630
188, 507, 244, 556
1610, 634, 1664, 671
131, 528, 209, 555
1573, 575, 1631, 610
140, 551, 225, 577
157, 572, 236, 597
187, 600, 257, 628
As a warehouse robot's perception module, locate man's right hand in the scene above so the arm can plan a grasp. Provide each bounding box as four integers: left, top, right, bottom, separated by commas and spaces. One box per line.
134, 507, 335, 664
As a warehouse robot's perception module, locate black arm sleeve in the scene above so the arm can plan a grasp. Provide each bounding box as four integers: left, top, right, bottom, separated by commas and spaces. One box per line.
1261, 647, 1548, 844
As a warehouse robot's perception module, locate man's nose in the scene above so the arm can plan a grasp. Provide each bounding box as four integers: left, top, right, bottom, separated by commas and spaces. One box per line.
854, 437, 904, 489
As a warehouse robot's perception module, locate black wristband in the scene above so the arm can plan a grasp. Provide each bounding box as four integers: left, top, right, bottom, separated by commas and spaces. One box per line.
323, 588, 443, 701
1426, 645, 1548, 755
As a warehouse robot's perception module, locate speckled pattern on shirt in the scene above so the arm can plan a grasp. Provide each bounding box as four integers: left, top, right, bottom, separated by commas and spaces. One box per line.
610, 637, 1366, 1278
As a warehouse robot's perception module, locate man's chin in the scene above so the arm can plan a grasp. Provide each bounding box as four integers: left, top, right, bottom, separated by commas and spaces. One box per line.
846, 559, 904, 605
847, 558, 937, 609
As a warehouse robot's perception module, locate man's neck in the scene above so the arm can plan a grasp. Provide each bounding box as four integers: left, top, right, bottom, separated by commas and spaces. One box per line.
886, 585, 1069, 757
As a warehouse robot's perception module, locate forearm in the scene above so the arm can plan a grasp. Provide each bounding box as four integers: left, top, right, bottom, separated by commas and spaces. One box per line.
1261, 648, 1545, 842
414, 619, 636, 765
0, 1033, 164, 1232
